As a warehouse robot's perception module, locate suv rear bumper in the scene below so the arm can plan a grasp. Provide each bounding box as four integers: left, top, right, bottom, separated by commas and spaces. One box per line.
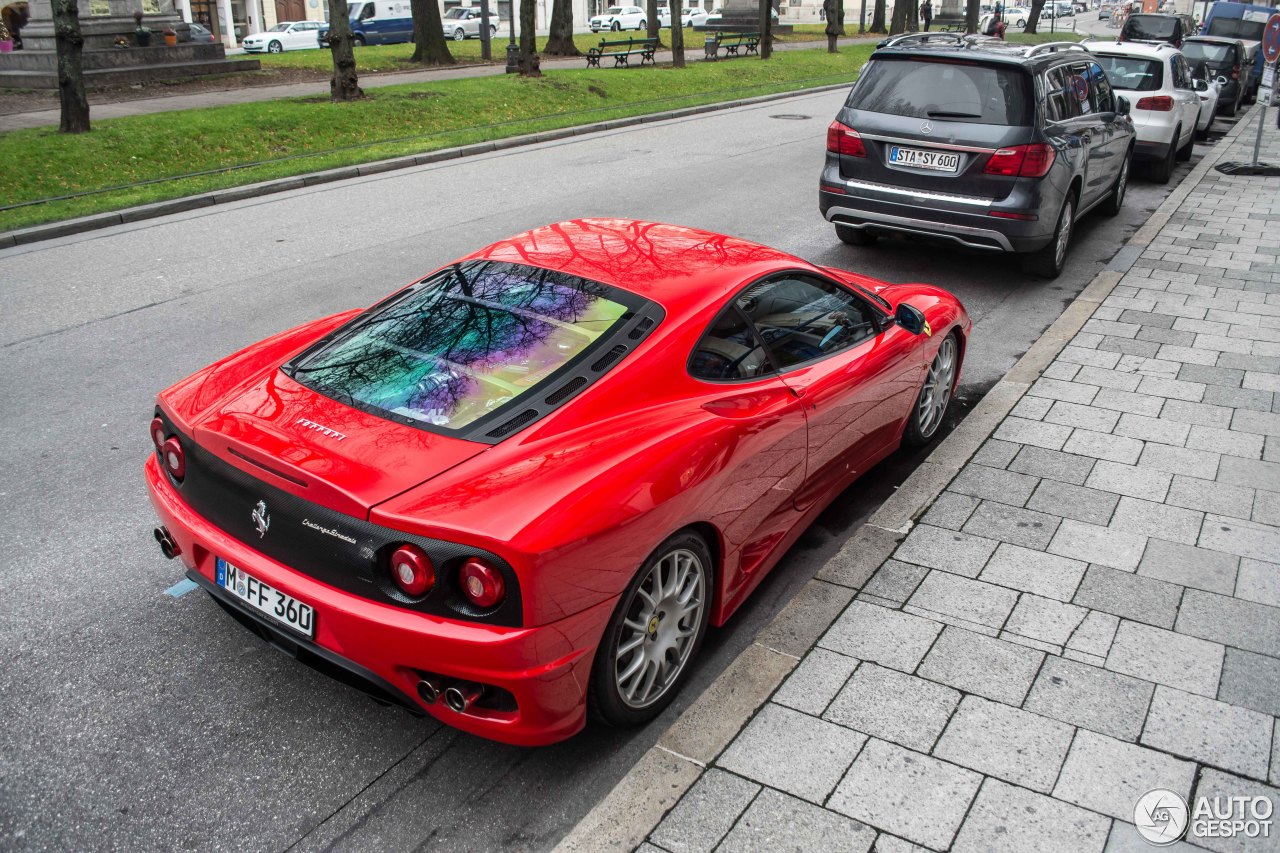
1133, 138, 1173, 162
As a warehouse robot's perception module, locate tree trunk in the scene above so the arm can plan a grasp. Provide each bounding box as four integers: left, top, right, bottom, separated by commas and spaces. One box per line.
836, 0, 845, 35
645, 0, 661, 46
824, 0, 839, 51
51, 0, 89, 133
857, 0, 865, 33
670, 2, 684, 67
325, 0, 364, 100
889, 0, 908, 33
965, 0, 980, 33
759, 0, 772, 58
544, 0, 579, 55
1025, 0, 1045, 33
870, 0, 885, 33
517, 0, 540, 76
409, 0, 455, 64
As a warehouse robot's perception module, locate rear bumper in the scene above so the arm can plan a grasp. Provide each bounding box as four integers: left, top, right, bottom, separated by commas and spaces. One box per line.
1133, 137, 1173, 162
146, 455, 608, 746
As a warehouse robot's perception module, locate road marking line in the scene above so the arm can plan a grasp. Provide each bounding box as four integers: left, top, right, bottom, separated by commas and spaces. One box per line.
165, 578, 198, 598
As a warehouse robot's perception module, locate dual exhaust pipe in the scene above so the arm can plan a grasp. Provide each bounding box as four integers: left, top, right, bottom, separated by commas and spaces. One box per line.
417, 677, 484, 714
154, 527, 180, 560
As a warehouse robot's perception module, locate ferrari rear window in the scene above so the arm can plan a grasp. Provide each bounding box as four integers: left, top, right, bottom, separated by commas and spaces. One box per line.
287, 261, 638, 432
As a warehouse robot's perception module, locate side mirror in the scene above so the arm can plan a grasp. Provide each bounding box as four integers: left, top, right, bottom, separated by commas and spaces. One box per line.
1193, 79, 1208, 92
1117, 96, 1131, 115
895, 303, 928, 335
1216, 75, 1228, 86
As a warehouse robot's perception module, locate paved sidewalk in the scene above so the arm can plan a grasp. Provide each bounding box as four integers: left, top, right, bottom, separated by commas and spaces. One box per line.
578, 110, 1280, 852
0, 36, 877, 132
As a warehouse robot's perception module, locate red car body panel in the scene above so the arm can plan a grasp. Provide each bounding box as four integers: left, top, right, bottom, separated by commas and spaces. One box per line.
147, 219, 970, 745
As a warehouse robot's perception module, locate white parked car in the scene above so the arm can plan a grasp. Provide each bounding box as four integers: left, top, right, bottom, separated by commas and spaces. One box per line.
698, 6, 776, 26
1002, 5, 1030, 27
657, 6, 698, 27
1090, 41, 1199, 183
441, 7, 498, 40
590, 5, 647, 32
241, 20, 327, 53
1192, 75, 1225, 138
688, 7, 717, 26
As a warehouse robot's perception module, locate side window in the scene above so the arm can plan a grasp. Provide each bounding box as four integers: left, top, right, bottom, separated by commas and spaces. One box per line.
737, 276, 879, 371
1069, 63, 1095, 115
1045, 66, 1082, 121
1087, 61, 1114, 113
1172, 56, 1189, 88
689, 308, 773, 381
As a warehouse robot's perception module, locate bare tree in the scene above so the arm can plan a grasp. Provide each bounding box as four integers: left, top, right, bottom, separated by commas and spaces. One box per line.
670, 3, 685, 66
965, 0, 979, 33
544, 0, 580, 55
1025, 0, 1046, 34
823, 0, 839, 51
409, 0, 455, 64
518, 0, 540, 76
646, 0, 659, 43
326, 0, 364, 99
759, 0, 773, 58
52, 0, 89, 133
890, 0, 919, 33
870, 0, 886, 33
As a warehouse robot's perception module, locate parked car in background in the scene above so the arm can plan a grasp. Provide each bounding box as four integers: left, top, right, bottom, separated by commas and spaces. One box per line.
347, 0, 412, 45
1098, 2, 1113, 19
1003, 6, 1030, 27
688, 6, 717, 26
1043, 2, 1075, 19
1119, 12, 1197, 48
1181, 35, 1252, 115
241, 20, 326, 53
819, 36, 1135, 278
589, 5, 647, 31
1089, 40, 1199, 183
187, 21, 214, 42
440, 5, 497, 40
657, 6, 697, 26
1200, 1, 1272, 104
1192, 75, 1223, 139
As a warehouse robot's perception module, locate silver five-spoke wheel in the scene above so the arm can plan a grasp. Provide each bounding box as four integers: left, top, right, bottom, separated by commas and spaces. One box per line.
614, 548, 705, 709
917, 335, 956, 440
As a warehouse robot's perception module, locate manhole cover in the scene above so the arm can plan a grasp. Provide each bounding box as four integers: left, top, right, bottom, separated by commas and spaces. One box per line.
769, 114, 812, 120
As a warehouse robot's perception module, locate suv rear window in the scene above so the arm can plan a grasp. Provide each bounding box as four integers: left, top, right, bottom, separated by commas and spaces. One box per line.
846, 57, 1033, 126
286, 261, 641, 433
1181, 41, 1234, 64
1094, 54, 1164, 91
1123, 14, 1178, 40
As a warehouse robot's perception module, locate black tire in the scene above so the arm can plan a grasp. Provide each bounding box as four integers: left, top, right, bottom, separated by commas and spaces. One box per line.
902, 331, 959, 448
1223, 93, 1237, 117
1022, 192, 1075, 279
835, 223, 876, 247
589, 531, 713, 728
638, 19, 646, 30
452, 27, 466, 40
1196, 122, 1210, 141
353, 34, 365, 46
1149, 135, 1177, 184
1176, 126, 1194, 161
611, 21, 621, 30
1102, 149, 1130, 217
267, 40, 283, 53
490, 25, 497, 37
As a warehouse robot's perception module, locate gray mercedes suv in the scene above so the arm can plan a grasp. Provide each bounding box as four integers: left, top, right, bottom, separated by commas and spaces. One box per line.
819, 35, 1136, 278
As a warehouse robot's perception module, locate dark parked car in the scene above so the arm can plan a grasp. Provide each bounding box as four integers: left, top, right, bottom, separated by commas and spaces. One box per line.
1119, 13, 1197, 48
187, 21, 215, 42
819, 36, 1136, 279
1180, 35, 1253, 116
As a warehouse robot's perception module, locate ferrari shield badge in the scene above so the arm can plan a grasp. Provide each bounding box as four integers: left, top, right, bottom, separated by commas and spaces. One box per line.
923, 320, 933, 337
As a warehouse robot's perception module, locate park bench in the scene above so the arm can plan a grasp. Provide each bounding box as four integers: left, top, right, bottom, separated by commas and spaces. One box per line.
585, 37, 659, 67
931, 15, 968, 31
703, 31, 760, 59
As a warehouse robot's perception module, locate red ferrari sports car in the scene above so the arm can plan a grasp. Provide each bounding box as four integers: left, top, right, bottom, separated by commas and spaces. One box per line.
146, 220, 970, 746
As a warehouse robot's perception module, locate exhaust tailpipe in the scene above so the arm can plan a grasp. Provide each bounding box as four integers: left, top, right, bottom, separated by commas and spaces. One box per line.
153, 526, 180, 560
416, 678, 443, 706
444, 683, 483, 714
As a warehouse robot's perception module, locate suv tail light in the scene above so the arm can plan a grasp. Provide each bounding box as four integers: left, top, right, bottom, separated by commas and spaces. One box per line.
983, 143, 1056, 178
826, 120, 866, 157
1231, 64, 1240, 80
1135, 95, 1174, 111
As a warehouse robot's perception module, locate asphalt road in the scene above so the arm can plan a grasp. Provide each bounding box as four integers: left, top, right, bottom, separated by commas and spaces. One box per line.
0, 86, 1227, 852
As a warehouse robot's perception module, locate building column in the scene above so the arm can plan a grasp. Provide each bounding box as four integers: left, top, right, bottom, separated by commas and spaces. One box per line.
245, 0, 261, 34
218, 0, 235, 44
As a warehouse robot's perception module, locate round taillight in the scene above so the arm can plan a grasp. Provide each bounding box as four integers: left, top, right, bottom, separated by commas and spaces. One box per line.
459, 558, 505, 609
150, 417, 167, 450
162, 436, 186, 481
390, 544, 434, 597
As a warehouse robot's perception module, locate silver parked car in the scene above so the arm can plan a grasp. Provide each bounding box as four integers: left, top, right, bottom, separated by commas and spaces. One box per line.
441, 6, 498, 40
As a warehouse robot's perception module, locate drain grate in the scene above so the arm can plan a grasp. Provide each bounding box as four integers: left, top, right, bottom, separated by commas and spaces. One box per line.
1216, 161, 1280, 176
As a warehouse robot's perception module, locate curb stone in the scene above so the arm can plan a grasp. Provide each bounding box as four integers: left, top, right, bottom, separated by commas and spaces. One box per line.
0, 81, 855, 251
552, 104, 1263, 853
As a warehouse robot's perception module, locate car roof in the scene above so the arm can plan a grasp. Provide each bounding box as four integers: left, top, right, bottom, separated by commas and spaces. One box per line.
871, 35, 1095, 69
1090, 40, 1178, 58
1185, 35, 1245, 45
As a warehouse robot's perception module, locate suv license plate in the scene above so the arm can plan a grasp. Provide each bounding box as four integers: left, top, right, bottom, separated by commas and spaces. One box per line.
216, 557, 315, 638
890, 146, 961, 173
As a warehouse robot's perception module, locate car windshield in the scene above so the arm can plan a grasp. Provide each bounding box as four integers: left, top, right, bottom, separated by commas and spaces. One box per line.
1207, 18, 1265, 40
444, 7, 468, 17
1182, 42, 1233, 63
1094, 54, 1163, 91
846, 58, 1032, 126
268, 23, 291, 31
288, 261, 638, 433
1124, 15, 1177, 38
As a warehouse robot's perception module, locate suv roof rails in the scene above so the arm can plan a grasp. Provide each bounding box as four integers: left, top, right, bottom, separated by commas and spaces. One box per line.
877, 31, 1009, 49
1023, 41, 1089, 57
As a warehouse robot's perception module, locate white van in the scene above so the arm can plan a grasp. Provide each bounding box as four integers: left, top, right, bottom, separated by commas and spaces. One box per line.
347, 0, 413, 45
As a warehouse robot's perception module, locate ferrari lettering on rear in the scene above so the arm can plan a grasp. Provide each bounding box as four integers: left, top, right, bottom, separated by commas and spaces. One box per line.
297, 417, 346, 441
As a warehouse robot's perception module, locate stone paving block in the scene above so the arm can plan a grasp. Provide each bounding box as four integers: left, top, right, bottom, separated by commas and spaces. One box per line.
1085, 460, 1172, 502
1025, 655, 1154, 742
979, 542, 1087, 602
1160, 399, 1234, 428
1137, 538, 1239, 595
970, 439, 1020, 469
717, 704, 865, 804
1104, 820, 1202, 853
1192, 769, 1280, 853
1060, 345, 1123, 369
1165, 475, 1255, 518
1179, 363, 1245, 388
1235, 557, 1280, 608
1107, 620, 1224, 697
1141, 686, 1272, 779
1268, 435, 1280, 463
1255, 489, 1280, 526
1215, 455, 1280, 491
824, 663, 960, 753
1246, 370, 1280, 393
919, 492, 979, 532
827, 739, 981, 851
1029, 377, 1103, 405
773, 648, 859, 717
894, 524, 998, 579
1008, 445, 1096, 485
948, 465, 1038, 507
1109, 496, 1204, 546
650, 768, 760, 853
820, 601, 943, 673
1231, 408, 1280, 435
1091, 386, 1167, 417
1076, 366, 1143, 392
1011, 394, 1054, 420
1218, 647, 1280, 718
1137, 375, 1206, 402
716, 788, 875, 853
1176, 588, 1280, 658
906, 571, 1018, 632
994, 417, 1073, 451
952, 779, 1110, 853
869, 837, 929, 853
962, 501, 1061, 551
934, 696, 1075, 793
917, 626, 1044, 706
1188, 424, 1266, 459
1208, 384, 1275, 412
861, 560, 931, 605
1100, 336, 1161, 358
1044, 362, 1083, 383
1067, 611, 1121, 659
1120, 309, 1177, 329
1073, 565, 1183, 629
1046, 401, 1123, 433
1048, 519, 1148, 572
1053, 729, 1196, 821
1062, 429, 1145, 465
1114, 413, 1191, 446
1004, 595, 1088, 647
1027, 480, 1120, 525
1138, 443, 1221, 479
1199, 513, 1280, 563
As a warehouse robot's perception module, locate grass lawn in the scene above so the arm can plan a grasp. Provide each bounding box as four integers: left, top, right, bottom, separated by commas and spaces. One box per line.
0, 45, 872, 232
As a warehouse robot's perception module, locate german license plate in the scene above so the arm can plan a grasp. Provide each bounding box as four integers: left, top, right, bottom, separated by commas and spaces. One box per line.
889, 146, 961, 172
216, 557, 315, 638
